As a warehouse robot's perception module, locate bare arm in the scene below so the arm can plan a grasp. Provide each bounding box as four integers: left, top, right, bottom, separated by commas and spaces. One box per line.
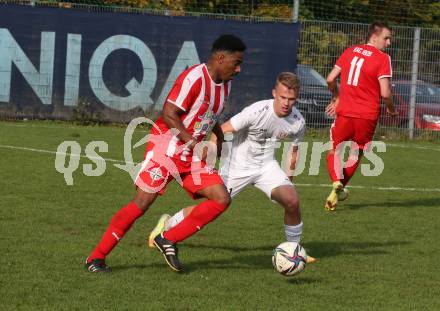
220, 120, 237, 134
211, 122, 224, 157
211, 122, 224, 142
210, 121, 235, 143
210, 120, 237, 157
288, 146, 299, 181
379, 78, 398, 115
325, 66, 342, 116
327, 66, 341, 99
161, 102, 197, 149
210, 120, 236, 141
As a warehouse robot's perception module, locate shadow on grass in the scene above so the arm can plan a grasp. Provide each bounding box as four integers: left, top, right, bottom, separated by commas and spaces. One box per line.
303, 240, 411, 260
285, 277, 321, 285
109, 240, 410, 273
111, 262, 321, 284
336, 197, 440, 211
111, 263, 163, 272
183, 240, 410, 259
183, 243, 274, 252
110, 254, 273, 273
183, 254, 272, 273
182, 240, 411, 273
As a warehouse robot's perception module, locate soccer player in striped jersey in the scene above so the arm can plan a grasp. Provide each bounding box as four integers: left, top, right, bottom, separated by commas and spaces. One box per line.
324, 22, 397, 211
85, 34, 246, 273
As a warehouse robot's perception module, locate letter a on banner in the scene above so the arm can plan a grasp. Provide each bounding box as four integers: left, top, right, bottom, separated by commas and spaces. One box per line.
155, 41, 200, 110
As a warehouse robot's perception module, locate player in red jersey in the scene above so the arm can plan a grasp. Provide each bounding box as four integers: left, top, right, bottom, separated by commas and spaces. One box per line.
324, 22, 397, 211
85, 34, 246, 272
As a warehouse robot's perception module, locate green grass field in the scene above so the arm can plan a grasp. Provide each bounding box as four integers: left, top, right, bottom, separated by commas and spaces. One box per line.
1, 120, 439, 310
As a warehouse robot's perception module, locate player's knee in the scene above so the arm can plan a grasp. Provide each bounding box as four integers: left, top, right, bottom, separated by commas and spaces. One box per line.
214, 193, 231, 209
132, 199, 150, 212
133, 190, 157, 212
284, 197, 300, 214
207, 187, 231, 208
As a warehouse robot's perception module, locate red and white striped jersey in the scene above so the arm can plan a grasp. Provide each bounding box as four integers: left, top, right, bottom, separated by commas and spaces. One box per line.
151, 63, 231, 162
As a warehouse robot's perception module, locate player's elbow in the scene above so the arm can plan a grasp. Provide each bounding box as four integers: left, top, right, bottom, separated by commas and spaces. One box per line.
161, 110, 179, 127
381, 89, 391, 100
326, 77, 335, 86
379, 78, 392, 100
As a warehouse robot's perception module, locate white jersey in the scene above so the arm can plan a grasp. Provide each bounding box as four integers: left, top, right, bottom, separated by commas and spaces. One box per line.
223, 99, 305, 171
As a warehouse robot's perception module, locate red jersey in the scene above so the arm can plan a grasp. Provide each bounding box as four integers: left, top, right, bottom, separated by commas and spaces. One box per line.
152, 63, 231, 162
335, 43, 392, 120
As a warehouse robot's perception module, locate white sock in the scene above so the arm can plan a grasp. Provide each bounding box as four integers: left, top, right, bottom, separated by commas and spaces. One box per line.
284, 222, 303, 243
164, 210, 185, 231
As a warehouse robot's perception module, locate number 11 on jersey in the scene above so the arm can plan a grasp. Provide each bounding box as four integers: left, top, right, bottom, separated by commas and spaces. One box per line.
347, 56, 364, 86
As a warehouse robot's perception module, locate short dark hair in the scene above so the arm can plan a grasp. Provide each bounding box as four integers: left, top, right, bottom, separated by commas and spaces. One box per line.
211, 34, 246, 53
368, 21, 391, 40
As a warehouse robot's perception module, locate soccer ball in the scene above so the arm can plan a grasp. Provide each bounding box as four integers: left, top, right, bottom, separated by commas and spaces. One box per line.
272, 242, 307, 276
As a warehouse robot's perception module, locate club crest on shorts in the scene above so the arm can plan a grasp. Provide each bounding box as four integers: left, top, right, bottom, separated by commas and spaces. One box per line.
148, 167, 165, 181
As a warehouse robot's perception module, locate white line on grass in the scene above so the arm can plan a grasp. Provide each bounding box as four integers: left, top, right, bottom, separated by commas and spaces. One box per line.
295, 183, 440, 193
1, 144, 440, 193
386, 143, 440, 152
0, 122, 149, 132
2, 123, 88, 129
0, 144, 127, 163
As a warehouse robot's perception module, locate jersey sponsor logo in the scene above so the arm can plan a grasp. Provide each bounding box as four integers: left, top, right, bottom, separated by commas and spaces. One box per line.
276, 131, 289, 139
353, 47, 373, 57
194, 110, 219, 134
256, 128, 271, 140
253, 104, 269, 116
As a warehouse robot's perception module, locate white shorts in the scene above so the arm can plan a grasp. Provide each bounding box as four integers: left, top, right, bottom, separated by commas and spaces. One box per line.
220, 160, 293, 199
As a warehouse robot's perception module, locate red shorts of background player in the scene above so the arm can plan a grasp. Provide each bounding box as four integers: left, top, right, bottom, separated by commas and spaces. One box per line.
330, 115, 377, 150
134, 149, 224, 199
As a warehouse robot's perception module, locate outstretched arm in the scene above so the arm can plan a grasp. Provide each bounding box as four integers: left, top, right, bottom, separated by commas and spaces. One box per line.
220, 120, 237, 134
210, 120, 237, 156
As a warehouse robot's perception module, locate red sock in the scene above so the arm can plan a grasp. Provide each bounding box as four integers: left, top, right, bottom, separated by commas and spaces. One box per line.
88, 202, 144, 262
326, 151, 343, 182
341, 157, 361, 186
163, 200, 227, 243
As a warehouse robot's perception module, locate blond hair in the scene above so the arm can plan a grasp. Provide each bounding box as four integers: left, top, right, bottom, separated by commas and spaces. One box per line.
275, 72, 300, 93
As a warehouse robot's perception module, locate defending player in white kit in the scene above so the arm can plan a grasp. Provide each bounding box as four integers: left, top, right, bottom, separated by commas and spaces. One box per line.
148, 72, 316, 263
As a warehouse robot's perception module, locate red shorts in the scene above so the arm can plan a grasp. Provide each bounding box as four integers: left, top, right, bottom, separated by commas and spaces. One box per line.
134, 149, 224, 199
330, 115, 377, 150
